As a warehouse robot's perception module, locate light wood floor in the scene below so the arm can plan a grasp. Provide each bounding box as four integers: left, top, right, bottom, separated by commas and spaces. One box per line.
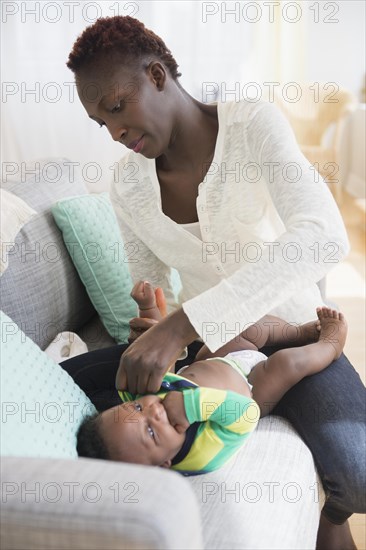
327, 189, 365, 549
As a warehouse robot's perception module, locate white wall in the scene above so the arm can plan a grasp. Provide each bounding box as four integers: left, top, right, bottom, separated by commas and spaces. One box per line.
305, 0, 366, 198
1, 0, 364, 193
306, 0, 365, 101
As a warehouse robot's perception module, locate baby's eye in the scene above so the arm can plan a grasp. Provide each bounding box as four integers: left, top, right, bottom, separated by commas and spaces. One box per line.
98, 122, 105, 128
147, 426, 155, 438
111, 102, 121, 114
134, 402, 142, 411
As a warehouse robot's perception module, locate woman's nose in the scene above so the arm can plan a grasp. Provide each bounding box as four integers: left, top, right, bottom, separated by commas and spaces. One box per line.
108, 124, 127, 142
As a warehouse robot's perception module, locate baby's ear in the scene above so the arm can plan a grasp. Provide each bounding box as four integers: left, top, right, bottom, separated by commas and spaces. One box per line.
160, 458, 172, 468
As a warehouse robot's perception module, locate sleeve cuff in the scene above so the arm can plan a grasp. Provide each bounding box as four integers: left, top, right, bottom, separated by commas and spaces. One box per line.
182, 389, 200, 424
182, 279, 252, 353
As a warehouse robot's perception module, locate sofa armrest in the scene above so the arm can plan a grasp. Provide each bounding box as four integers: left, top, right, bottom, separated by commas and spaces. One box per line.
1, 456, 203, 550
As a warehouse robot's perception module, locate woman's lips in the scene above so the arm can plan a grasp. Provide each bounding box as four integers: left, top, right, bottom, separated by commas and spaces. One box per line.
128, 135, 144, 153
134, 136, 144, 153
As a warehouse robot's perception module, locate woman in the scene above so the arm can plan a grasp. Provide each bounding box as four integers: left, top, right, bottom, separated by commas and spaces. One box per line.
64, 15, 365, 549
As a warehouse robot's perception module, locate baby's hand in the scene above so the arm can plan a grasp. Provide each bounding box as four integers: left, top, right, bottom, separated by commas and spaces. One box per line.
130, 280, 156, 310
130, 281, 167, 321
163, 391, 190, 434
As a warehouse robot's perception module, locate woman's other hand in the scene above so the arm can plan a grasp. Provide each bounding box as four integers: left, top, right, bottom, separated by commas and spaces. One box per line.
116, 308, 199, 394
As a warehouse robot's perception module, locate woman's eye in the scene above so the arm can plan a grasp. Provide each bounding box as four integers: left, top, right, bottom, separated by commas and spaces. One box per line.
98, 122, 105, 128
134, 402, 142, 411
148, 426, 155, 438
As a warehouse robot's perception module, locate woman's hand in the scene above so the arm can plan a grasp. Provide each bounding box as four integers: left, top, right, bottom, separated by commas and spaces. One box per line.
117, 308, 199, 395
163, 391, 190, 434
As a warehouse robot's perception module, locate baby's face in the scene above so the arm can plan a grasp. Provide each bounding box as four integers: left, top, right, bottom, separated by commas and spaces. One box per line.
100, 395, 186, 468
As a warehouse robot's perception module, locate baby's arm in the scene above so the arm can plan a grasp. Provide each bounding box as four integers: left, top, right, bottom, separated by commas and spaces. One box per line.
183, 386, 259, 434
163, 387, 259, 472
164, 386, 259, 434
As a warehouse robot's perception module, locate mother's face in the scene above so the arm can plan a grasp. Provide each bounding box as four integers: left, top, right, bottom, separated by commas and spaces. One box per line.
75, 57, 173, 159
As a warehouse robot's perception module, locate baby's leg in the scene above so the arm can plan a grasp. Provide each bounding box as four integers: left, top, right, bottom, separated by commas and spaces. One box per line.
195, 314, 292, 360
195, 334, 258, 361
249, 308, 347, 416
195, 314, 320, 361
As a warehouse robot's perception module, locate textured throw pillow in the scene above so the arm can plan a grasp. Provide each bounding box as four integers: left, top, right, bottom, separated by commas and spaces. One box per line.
0, 158, 96, 350
52, 193, 138, 344
0, 311, 96, 458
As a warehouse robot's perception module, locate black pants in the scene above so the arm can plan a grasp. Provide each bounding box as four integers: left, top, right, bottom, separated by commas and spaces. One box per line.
60, 341, 366, 524
60, 341, 204, 412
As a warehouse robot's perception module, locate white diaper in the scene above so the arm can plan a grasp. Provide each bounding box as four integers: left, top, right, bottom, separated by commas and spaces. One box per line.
224, 350, 268, 377
177, 349, 267, 391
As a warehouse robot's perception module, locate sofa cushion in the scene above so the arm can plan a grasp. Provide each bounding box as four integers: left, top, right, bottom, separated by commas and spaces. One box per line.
0, 159, 96, 350
188, 416, 324, 549
1, 456, 203, 550
0, 311, 96, 458
0, 189, 37, 275
52, 193, 138, 344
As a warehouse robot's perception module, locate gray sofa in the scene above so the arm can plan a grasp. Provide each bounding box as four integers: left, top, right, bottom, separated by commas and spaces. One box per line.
1, 160, 324, 550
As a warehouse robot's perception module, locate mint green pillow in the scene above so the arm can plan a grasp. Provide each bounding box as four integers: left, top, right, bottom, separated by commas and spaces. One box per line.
0, 311, 96, 458
52, 194, 137, 344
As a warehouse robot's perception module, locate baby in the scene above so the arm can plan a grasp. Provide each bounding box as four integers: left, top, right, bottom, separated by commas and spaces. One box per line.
77, 281, 347, 475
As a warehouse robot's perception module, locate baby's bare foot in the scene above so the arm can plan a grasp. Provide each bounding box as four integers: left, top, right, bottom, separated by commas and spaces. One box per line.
316, 307, 348, 359
299, 319, 321, 344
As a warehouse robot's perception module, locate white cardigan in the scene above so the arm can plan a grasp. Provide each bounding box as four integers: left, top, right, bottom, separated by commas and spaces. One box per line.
110, 99, 349, 352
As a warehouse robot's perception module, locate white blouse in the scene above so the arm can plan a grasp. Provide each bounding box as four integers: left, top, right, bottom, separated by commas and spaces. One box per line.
110, 99, 349, 353
179, 221, 202, 241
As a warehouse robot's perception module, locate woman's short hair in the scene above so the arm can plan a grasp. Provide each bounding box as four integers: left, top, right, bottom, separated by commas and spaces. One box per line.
76, 412, 111, 460
66, 15, 182, 80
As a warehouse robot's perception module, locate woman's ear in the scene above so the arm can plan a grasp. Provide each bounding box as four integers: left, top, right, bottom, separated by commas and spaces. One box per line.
148, 61, 166, 91
160, 458, 172, 468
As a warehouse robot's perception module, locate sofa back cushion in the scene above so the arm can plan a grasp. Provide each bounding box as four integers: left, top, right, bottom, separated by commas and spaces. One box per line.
0, 159, 96, 349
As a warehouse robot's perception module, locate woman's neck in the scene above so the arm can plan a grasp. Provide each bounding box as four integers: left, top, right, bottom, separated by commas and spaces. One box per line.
156, 90, 219, 174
